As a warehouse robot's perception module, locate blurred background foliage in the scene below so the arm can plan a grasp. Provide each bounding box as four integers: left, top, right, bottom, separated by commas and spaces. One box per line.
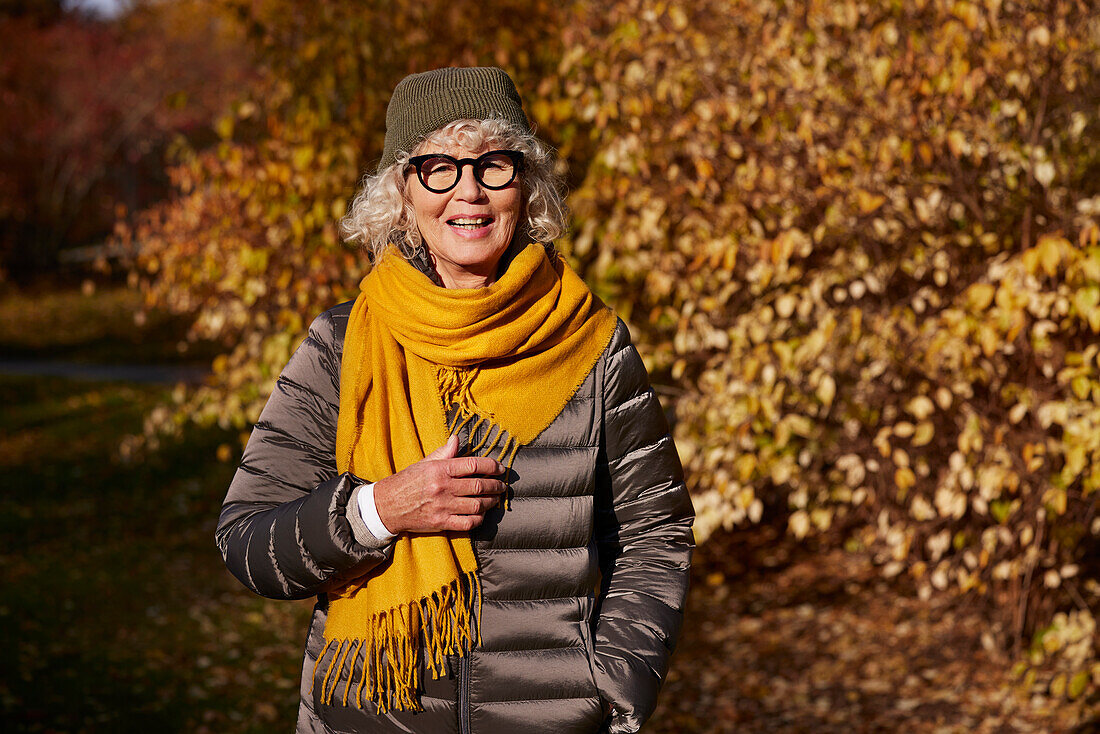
0, 0, 252, 275
4, 0, 1100, 727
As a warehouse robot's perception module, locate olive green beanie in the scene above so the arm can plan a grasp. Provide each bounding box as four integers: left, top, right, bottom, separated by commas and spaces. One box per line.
378, 66, 531, 172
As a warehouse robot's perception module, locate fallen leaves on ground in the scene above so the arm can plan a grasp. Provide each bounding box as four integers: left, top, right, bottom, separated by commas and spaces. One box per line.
649, 528, 1096, 733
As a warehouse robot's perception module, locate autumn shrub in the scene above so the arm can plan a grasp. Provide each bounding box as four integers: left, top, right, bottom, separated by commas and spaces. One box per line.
535, 0, 1100, 694
131, 0, 1100, 697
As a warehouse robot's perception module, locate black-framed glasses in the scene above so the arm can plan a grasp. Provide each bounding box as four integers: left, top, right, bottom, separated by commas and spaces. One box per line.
407, 149, 524, 194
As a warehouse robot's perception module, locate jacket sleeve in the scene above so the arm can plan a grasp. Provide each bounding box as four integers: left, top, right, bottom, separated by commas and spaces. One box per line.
215, 308, 393, 601
593, 321, 695, 734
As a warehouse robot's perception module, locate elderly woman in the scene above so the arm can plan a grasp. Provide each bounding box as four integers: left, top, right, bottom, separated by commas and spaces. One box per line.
216, 67, 694, 734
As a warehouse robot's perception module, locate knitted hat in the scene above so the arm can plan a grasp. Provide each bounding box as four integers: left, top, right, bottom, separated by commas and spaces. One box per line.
378, 66, 531, 171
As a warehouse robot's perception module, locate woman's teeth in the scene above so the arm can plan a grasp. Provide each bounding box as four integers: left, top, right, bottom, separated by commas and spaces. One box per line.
450, 217, 491, 229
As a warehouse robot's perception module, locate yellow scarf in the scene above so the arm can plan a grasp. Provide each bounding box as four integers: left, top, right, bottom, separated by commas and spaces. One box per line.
315, 243, 616, 712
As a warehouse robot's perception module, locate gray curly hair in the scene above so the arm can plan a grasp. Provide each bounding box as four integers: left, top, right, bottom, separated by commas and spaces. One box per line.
340, 118, 568, 263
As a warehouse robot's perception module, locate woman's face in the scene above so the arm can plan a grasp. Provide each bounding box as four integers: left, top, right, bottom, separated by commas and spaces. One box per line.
406, 140, 522, 289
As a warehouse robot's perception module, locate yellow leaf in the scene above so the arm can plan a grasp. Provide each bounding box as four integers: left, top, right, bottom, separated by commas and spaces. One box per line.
789, 510, 810, 539
906, 396, 935, 420
895, 466, 916, 490
953, 1, 980, 30
1038, 236, 1062, 277
874, 426, 892, 457
215, 114, 234, 141
817, 374, 837, 407
1050, 673, 1067, 698
1022, 247, 1041, 275
668, 6, 689, 31
918, 142, 933, 165
796, 110, 814, 146
1081, 224, 1099, 248
893, 421, 915, 438
811, 507, 833, 531
856, 189, 886, 214
292, 145, 315, 171
1042, 487, 1068, 515
967, 283, 995, 311
1034, 160, 1055, 188
912, 422, 935, 447
775, 293, 797, 319
946, 130, 968, 158
775, 419, 791, 449
871, 57, 892, 90
331, 198, 347, 220
978, 324, 998, 357
1069, 671, 1089, 699
735, 454, 756, 482
1073, 286, 1100, 330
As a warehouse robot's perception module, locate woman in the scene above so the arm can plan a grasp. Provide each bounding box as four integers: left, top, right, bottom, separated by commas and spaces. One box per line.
216, 66, 694, 734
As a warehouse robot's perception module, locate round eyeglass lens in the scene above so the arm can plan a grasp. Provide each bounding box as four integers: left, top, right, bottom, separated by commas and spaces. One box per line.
476, 152, 517, 188
421, 156, 459, 191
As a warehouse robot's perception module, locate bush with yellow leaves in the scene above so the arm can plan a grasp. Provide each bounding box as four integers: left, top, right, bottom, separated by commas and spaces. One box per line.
533, 0, 1099, 695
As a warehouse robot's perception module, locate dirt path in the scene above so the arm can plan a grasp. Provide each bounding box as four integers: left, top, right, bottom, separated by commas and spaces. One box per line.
648, 529, 1095, 733
0, 358, 207, 384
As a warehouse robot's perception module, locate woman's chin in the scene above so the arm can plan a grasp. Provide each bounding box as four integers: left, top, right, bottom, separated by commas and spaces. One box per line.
432, 256, 504, 288
429, 242, 511, 281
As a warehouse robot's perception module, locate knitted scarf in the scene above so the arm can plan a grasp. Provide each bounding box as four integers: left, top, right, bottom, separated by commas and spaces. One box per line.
316, 242, 616, 712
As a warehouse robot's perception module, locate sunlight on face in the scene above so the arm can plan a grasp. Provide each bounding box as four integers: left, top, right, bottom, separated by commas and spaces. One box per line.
406, 141, 522, 289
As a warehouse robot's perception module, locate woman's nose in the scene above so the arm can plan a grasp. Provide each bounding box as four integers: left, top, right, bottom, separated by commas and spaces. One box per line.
453, 164, 487, 201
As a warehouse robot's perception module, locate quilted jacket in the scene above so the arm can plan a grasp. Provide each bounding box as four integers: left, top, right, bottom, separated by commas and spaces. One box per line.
216, 300, 694, 734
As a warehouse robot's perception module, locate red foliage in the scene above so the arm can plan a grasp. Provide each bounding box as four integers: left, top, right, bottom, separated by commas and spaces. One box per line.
0, 2, 254, 277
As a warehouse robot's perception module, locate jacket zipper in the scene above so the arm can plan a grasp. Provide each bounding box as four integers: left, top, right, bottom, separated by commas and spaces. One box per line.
456, 415, 474, 734
458, 653, 471, 734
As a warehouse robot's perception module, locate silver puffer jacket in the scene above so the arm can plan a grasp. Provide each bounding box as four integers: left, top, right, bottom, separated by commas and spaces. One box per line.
216, 300, 694, 734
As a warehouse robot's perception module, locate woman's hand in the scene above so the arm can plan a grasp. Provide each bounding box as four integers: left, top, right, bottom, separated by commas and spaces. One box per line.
373, 435, 507, 534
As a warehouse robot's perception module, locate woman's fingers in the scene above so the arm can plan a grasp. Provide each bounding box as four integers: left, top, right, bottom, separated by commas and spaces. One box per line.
444, 454, 505, 478
443, 514, 483, 533
453, 495, 501, 516
449, 476, 507, 498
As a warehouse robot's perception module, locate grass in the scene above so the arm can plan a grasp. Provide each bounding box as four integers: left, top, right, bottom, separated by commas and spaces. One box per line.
0, 280, 314, 733
0, 283, 218, 364
0, 373, 314, 733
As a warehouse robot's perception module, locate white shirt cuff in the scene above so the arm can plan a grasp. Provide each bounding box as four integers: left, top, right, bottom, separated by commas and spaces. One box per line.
356, 482, 397, 542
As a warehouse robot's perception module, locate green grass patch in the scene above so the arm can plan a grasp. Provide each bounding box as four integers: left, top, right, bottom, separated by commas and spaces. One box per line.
0, 285, 217, 364
0, 374, 312, 733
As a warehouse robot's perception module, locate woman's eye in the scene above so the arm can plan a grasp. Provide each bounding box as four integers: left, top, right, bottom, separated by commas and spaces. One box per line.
422, 158, 455, 175
479, 154, 510, 170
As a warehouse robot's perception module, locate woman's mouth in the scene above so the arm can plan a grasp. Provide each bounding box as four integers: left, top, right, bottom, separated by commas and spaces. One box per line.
447, 216, 495, 237
448, 216, 493, 230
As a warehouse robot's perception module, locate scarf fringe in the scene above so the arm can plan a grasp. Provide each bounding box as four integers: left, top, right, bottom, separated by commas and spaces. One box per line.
313, 570, 482, 712
442, 367, 523, 511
